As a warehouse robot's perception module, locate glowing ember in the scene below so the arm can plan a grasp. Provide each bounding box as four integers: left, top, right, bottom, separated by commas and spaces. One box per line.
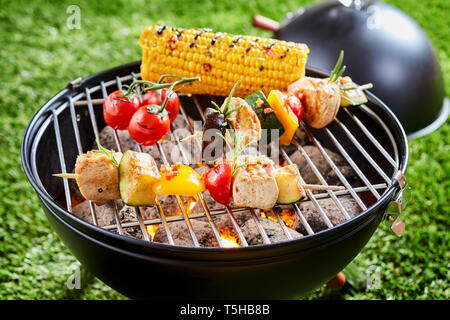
146, 224, 159, 241
186, 196, 198, 214
260, 210, 277, 223
218, 228, 240, 248
279, 209, 296, 229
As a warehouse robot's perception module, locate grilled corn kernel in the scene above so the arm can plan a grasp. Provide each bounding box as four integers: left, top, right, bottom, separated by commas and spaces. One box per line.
139, 26, 309, 97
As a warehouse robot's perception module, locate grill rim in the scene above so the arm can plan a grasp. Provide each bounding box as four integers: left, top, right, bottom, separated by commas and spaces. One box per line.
21, 61, 409, 257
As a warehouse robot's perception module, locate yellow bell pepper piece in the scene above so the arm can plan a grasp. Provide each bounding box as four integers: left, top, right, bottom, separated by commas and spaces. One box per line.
267, 90, 299, 146
153, 164, 205, 197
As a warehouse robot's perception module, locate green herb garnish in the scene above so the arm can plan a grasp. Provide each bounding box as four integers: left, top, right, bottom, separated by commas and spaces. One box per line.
329, 50, 346, 82
93, 139, 119, 167
222, 80, 240, 114
217, 130, 254, 176
209, 80, 243, 123
341, 87, 358, 91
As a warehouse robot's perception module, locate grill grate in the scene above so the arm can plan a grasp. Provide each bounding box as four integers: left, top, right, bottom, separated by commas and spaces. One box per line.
51, 71, 400, 248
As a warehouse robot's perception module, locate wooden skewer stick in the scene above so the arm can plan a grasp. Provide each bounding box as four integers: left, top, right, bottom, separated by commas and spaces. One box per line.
53, 173, 78, 179
358, 83, 373, 91
300, 184, 345, 191
293, 165, 345, 192
180, 131, 203, 142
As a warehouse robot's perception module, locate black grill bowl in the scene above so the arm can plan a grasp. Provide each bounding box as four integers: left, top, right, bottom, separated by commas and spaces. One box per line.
22, 61, 408, 299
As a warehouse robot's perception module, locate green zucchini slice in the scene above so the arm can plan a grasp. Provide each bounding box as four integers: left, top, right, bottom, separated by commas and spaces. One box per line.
119, 150, 160, 207
273, 164, 305, 204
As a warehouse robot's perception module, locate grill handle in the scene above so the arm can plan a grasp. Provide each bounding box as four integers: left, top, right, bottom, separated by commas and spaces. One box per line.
252, 15, 280, 32
385, 172, 408, 236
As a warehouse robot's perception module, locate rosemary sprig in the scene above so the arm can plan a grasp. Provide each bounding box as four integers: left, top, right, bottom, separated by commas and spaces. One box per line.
224, 104, 244, 117
211, 101, 221, 112
341, 86, 358, 91
222, 80, 240, 114
209, 80, 243, 128
231, 164, 246, 176
93, 139, 119, 167
210, 99, 244, 117
329, 50, 345, 82
217, 130, 254, 176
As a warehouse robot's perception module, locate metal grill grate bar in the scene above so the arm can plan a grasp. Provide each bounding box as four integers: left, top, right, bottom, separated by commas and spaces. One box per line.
344, 107, 398, 167
68, 97, 100, 226
52, 110, 73, 213
280, 148, 334, 228
289, 139, 351, 220
226, 206, 249, 246
98, 82, 125, 235
250, 209, 271, 244
155, 198, 175, 245
324, 127, 381, 199
334, 117, 391, 183
300, 122, 369, 210
273, 209, 294, 240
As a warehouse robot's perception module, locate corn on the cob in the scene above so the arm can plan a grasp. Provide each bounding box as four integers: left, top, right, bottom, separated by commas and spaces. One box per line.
139, 25, 309, 97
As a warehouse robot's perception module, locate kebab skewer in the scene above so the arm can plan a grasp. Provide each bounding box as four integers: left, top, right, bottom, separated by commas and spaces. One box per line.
54, 144, 343, 209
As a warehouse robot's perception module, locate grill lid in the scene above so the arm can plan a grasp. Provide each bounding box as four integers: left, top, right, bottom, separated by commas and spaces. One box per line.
253, 0, 448, 138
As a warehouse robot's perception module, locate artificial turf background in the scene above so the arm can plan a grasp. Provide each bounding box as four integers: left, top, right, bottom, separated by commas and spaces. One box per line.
0, 0, 448, 299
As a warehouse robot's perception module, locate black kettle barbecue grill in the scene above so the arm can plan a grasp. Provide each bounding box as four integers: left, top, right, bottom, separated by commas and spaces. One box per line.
253, 0, 448, 138
21, 61, 408, 299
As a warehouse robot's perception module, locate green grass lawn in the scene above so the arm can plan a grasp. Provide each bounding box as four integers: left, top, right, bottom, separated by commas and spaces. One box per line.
0, 0, 448, 299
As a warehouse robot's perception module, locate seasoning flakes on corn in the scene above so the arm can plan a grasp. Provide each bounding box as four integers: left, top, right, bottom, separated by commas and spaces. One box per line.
139, 25, 309, 97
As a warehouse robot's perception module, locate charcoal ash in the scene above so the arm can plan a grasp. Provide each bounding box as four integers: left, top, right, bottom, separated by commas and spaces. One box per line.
240, 217, 302, 245
287, 145, 358, 186
112, 227, 143, 240
153, 219, 220, 247
71, 200, 116, 226
279, 197, 361, 234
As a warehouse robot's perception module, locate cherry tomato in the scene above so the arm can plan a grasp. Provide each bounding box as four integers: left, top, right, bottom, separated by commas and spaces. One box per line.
283, 92, 304, 122
204, 160, 233, 206
128, 106, 170, 146
141, 90, 159, 106
103, 90, 140, 130
141, 89, 180, 122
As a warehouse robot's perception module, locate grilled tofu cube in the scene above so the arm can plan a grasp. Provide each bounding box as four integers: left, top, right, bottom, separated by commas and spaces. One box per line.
232, 155, 279, 209
74, 151, 122, 206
